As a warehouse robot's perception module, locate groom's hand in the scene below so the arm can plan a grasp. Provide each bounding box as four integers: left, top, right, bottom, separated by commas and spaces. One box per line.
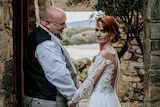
70, 103, 79, 107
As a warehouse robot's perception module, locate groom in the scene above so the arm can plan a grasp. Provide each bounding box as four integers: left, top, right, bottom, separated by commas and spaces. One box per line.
23, 6, 78, 107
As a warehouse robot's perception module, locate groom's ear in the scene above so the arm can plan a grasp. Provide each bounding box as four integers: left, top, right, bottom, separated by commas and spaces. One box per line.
45, 21, 52, 29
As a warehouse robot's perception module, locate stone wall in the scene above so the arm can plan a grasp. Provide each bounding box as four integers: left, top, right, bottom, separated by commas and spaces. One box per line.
143, 0, 160, 106
0, 0, 13, 107
116, 36, 145, 107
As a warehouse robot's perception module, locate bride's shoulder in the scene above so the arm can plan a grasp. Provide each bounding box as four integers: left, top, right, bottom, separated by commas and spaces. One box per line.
99, 50, 117, 63
100, 50, 116, 58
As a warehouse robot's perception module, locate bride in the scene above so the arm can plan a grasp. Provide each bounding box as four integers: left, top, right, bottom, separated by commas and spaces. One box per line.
69, 15, 121, 107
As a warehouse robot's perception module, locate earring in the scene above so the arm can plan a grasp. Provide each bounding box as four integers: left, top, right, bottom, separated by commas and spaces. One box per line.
110, 38, 112, 41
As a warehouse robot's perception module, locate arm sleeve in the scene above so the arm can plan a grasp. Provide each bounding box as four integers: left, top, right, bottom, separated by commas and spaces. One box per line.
71, 56, 112, 103
35, 40, 77, 101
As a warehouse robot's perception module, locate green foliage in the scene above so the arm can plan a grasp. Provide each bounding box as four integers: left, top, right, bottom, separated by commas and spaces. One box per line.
92, 55, 97, 62
62, 27, 96, 45
77, 55, 97, 82
66, 27, 94, 35
67, 0, 90, 6
65, 28, 77, 38
94, 0, 143, 17
70, 34, 88, 45
78, 66, 89, 82
61, 38, 70, 45
82, 32, 96, 43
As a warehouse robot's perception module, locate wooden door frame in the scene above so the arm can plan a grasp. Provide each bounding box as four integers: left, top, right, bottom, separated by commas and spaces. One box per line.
12, 0, 29, 106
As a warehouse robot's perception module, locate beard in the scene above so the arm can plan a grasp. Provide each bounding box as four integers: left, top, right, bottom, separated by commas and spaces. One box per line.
57, 34, 63, 40
56, 34, 63, 40
52, 32, 63, 40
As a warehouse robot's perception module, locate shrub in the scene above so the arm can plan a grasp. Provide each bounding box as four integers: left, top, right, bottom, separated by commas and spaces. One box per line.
70, 34, 88, 45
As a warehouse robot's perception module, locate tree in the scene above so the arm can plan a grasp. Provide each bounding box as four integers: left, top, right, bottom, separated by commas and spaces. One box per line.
67, 0, 144, 59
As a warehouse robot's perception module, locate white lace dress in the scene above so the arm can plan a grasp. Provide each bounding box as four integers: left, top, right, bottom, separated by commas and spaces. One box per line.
71, 55, 121, 107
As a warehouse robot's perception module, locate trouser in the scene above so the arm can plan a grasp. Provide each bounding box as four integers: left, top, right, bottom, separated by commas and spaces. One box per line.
24, 93, 68, 107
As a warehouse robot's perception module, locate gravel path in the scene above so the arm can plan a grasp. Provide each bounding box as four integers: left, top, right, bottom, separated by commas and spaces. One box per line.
65, 43, 99, 60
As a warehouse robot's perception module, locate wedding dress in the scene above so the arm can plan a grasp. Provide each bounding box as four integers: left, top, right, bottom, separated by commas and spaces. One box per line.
71, 55, 121, 107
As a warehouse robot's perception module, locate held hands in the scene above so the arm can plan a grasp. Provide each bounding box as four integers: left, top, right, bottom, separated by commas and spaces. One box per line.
69, 103, 79, 107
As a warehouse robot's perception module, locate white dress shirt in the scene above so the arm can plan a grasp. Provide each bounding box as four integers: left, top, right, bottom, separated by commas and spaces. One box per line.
35, 25, 77, 102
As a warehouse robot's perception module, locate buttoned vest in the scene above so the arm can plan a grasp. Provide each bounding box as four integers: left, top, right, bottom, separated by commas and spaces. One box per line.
24, 26, 78, 101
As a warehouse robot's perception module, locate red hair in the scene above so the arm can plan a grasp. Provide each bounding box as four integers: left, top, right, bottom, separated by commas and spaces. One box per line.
96, 15, 121, 43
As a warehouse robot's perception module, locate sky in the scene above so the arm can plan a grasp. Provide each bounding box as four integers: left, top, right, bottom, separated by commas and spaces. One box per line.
65, 11, 94, 22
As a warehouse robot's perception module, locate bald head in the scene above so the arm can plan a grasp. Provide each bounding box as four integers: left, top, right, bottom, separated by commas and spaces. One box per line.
41, 6, 65, 22
40, 6, 67, 37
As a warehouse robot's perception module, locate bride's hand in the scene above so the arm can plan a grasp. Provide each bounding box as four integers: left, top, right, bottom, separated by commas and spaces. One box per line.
70, 103, 78, 107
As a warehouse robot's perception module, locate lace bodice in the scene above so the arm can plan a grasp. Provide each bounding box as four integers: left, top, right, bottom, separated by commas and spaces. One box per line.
91, 56, 115, 94
71, 55, 116, 104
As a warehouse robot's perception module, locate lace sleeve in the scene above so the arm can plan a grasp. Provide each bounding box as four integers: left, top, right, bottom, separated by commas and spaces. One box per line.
71, 56, 112, 104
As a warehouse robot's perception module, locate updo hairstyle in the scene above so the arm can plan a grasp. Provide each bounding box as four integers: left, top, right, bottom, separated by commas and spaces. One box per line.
96, 15, 121, 43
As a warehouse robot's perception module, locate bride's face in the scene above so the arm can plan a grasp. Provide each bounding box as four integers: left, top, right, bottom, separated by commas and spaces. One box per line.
95, 21, 110, 44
